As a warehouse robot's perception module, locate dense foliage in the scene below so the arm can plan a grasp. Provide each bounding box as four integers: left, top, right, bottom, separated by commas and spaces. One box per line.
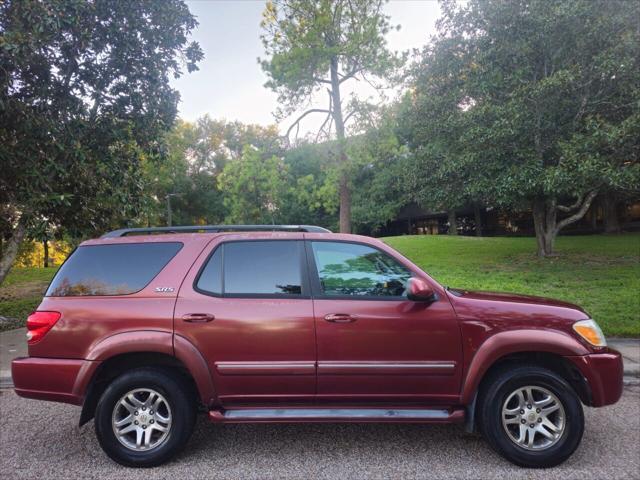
259, 0, 403, 233
137, 117, 282, 227
400, 0, 640, 255
0, 0, 202, 283
2, 0, 638, 283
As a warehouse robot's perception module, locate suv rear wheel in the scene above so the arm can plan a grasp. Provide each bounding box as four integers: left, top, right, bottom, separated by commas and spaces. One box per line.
95, 367, 196, 467
478, 365, 584, 468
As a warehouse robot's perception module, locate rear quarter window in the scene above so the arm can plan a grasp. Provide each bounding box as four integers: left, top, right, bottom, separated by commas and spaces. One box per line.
46, 242, 183, 296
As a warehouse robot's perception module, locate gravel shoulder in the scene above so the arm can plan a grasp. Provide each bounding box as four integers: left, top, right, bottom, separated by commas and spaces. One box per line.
1, 386, 638, 480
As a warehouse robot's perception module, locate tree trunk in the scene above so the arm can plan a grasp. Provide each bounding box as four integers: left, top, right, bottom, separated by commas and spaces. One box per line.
43, 238, 49, 268
447, 210, 458, 235
338, 174, 351, 233
603, 193, 621, 234
590, 200, 598, 230
0, 217, 27, 286
532, 191, 598, 257
330, 57, 351, 233
532, 198, 559, 257
474, 203, 483, 237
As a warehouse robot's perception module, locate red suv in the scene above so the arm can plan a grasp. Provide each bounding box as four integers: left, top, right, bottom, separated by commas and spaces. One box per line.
12, 225, 622, 468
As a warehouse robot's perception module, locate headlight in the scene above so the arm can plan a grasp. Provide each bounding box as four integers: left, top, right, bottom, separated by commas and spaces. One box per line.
573, 319, 607, 347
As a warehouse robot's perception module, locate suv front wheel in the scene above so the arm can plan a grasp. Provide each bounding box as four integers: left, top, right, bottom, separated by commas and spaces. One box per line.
94, 367, 196, 467
478, 365, 584, 468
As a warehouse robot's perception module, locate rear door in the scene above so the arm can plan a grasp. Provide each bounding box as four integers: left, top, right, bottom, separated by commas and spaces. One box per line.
174, 234, 316, 405
307, 238, 462, 404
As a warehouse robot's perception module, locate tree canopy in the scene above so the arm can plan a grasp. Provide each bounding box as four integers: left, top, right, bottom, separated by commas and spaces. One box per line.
260, 0, 403, 233
2, 0, 638, 280
401, 0, 640, 255
0, 0, 202, 283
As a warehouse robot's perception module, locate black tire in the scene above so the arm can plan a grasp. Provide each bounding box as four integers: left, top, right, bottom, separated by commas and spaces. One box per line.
477, 365, 584, 468
95, 367, 196, 467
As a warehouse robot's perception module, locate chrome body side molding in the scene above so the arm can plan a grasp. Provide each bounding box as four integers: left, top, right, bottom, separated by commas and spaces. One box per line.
317, 361, 456, 375
214, 361, 456, 376
215, 361, 316, 375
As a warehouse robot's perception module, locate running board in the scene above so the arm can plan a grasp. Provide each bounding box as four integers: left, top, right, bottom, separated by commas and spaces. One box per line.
209, 407, 465, 424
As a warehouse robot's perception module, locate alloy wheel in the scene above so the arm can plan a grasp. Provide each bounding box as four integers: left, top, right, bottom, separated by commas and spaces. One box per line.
111, 388, 172, 451
501, 385, 566, 450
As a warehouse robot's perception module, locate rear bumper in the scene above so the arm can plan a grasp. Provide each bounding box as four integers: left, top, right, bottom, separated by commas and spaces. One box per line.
11, 357, 100, 406
566, 350, 624, 407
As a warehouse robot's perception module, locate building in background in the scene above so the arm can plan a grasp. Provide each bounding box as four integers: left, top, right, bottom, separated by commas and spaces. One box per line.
381, 196, 640, 237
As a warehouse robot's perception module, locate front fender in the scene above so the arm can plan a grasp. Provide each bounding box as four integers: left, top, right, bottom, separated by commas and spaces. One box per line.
460, 329, 589, 404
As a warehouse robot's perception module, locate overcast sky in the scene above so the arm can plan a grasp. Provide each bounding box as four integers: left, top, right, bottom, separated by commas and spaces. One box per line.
171, 0, 442, 135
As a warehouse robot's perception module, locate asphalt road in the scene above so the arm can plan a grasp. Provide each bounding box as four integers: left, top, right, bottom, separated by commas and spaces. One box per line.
1, 387, 638, 480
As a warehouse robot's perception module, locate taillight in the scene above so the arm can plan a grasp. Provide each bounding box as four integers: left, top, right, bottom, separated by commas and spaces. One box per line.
26, 311, 61, 345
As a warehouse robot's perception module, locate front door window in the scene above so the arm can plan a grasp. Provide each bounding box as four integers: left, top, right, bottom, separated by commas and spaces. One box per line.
311, 241, 411, 298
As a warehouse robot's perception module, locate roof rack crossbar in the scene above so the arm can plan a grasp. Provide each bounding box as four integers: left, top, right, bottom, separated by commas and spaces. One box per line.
101, 225, 331, 238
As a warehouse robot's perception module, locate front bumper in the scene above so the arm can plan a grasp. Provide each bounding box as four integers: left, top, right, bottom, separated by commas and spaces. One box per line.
566, 349, 624, 407
11, 357, 100, 406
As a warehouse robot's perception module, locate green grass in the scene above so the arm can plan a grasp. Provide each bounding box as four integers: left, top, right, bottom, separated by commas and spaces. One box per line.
0, 267, 57, 332
0, 298, 43, 330
1, 234, 639, 336
384, 233, 640, 337
1, 267, 57, 287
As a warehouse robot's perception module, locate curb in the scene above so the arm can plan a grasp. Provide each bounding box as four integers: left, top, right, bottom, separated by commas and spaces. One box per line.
0, 367, 12, 388
623, 368, 640, 378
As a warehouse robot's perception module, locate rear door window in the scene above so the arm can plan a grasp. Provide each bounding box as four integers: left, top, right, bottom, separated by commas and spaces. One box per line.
196, 241, 305, 296
46, 242, 182, 296
195, 246, 223, 295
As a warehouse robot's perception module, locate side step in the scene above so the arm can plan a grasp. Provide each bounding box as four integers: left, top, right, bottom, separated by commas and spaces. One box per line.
209, 407, 465, 424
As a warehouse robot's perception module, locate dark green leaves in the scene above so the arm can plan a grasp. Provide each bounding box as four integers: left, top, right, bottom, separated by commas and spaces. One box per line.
0, 0, 202, 239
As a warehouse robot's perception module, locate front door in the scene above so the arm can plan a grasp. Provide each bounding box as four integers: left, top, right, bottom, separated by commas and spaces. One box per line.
307, 239, 462, 404
174, 235, 316, 405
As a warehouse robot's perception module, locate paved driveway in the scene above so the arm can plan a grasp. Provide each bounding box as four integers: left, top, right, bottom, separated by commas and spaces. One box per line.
0, 386, 638, 480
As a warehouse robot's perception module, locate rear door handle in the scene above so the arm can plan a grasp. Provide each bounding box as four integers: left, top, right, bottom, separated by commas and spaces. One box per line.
182, 313, 215, 323
324, 313, 357, 323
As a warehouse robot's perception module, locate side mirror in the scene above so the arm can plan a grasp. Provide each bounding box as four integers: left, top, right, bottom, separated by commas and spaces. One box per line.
407, 277, 436, 302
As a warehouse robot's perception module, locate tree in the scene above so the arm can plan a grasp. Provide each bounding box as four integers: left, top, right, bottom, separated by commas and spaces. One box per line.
397, 52, 477, 237
138, 121, 224, 228
138, 116, 285, 227
186, 115, 283, 175
0, 0, 202, 284
348, 104, 411, 234
218, 147, 289, 224
406, 0, 640, 255
280, 142, 339, 229
259, 0, 403, 233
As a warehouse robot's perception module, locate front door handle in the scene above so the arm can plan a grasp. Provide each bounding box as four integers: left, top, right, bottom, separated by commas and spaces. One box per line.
324, 313, 357, 323
182, 313, 215, 323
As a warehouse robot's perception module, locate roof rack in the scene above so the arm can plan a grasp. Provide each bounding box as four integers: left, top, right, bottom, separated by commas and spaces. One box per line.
101, 225, 332, 238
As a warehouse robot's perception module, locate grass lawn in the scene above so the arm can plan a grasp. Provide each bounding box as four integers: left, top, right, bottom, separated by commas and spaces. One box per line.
1, 266, 57, 287
385, 233, 640, 337
0, 267, 57, 331
0, 234, 638, 336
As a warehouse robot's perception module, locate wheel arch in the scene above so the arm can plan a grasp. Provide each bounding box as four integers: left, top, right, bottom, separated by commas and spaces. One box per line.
462, 331, 593, 433
461, 329, 591, 406
78, 351, 199, 426
77, 333, 217, 426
